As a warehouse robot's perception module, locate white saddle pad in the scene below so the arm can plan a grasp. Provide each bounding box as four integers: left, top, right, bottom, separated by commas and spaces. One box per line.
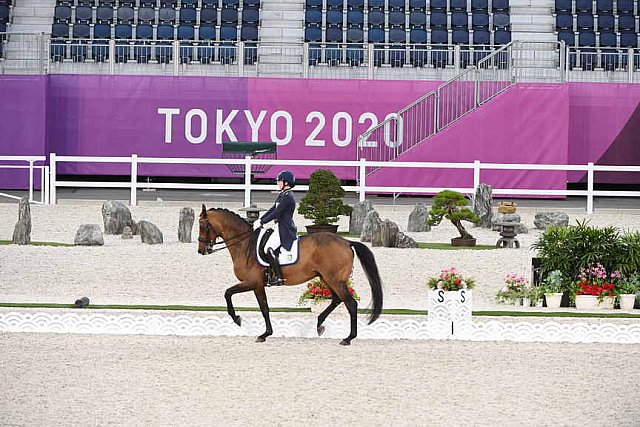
256, 227, 300, 267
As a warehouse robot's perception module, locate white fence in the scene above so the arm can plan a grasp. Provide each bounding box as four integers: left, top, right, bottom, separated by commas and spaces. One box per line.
0, 156, 49, 204
36, 154, 640, 214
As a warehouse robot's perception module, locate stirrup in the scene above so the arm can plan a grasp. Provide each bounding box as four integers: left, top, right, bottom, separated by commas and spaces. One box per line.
266, 277, 285, 287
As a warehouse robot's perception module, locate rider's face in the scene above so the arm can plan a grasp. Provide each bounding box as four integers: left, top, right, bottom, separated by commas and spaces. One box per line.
277, 180, 285, 190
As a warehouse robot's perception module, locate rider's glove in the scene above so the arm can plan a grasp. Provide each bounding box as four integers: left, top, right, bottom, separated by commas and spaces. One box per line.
252, 220, 262, 231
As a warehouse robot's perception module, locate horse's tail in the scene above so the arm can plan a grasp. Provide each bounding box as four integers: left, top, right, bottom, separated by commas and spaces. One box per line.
350, 241, 383, 324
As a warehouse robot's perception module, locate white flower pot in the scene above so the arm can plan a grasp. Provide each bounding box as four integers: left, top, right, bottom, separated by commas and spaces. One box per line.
544, 293, 563, 309
619, 294, 637, 310
575, 295, 598, 310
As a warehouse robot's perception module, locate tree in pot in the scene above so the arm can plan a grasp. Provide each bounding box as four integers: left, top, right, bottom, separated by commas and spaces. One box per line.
428, 190, 479, 246
298, 169, 353, 234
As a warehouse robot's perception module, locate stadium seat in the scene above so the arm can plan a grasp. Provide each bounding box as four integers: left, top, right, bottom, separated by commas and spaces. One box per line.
618, 15, 636, 32
409, 0, 426, 11
198, 25, 216, 41
430, 11, 447, 28
368, 0, 384, 10
555, 12, 573, 31
575, 0, 592, 13
388, 0, 404, 10
346, 10, 363, 28
222, 0, 239, 6
139, 0, 156, 7
367, 10, 384, 28
96, 6, 114, 24
244, 0, 261, 8
326, 10, 343, 27
472, 11, 489, 29
73, 23, 90, 38
369, 27, 385, 66
161, 0, 180, 7
367, 27, 384, 43
430, 0, 446, 11
554, 0, 571, 13
389, 27, 405, 44
578, 31, 596, 46
450, 0, 467, 11
616, 0, 634, 15
493, 13, 510, 29
431, 32, 449, 68
409, 11, 426, 28
305, 26, 322, 42
242, 8, 259, 25
220, 7, 238, 24
94, 23, 111, 38
75, 6, 93, 24
325, 26, 343, 42
346, 43, 364, 65
76, 0, 93, 6
326, 0, 343, 10
597, 14, 614, 32
115, 23, 133, 62
178, 23, 195, 39
305, 9, 322, 27
452, 28, 469, 44
159, 7, 177, 23
201, 0, 218, 7
599, 31, 616, 47
99, 0, 116, 5
54, 5, 72, 23
494, 28, 511, 44
120, 0, 136, 6
471, 0, 488, 11
347, 0, 363, 10
92, 23, 111, 62
179, 7, 197, 24
388, 10, 405, 28
306, 0, 322, 9
576, 13, 593, 31
620, 32, 638, 48
557, 30, 575, 46
115, 23, 133, 39
346, 27, 363, 42
178, 24, 195, 63
117, 7, 134, 24
451, 11, 468, 28
596, 0, 613, 14
136, 24, 153, 40
473, 28, 490, 45
51, 22, 70, 38
71, 24, 89, 61
137, 7, 156, 24
200, 7, 217, 24
409, 27, 427, 43
241, 25, 258, 41
220, 25, 237, 40
181, 0, 198, 6
491, 0, 509, 12
197, 25, 216, 64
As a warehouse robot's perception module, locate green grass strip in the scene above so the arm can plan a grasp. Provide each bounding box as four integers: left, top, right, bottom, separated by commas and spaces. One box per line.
417, 242, 497, 250
1, 303, 639, 319
0, 240, 75, 247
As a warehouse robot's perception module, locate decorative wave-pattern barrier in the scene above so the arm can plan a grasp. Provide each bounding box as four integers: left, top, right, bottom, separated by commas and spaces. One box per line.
1, 310, 640, 344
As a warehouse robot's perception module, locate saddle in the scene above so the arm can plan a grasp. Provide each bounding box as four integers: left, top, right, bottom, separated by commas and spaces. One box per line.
256, 228, 300, 267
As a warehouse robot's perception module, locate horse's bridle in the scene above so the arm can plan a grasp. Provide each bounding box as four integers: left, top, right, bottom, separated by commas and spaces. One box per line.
198, 218, 253, 254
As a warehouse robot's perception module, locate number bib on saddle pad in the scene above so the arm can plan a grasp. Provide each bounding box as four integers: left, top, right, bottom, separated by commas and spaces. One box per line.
256, 227, 300, 267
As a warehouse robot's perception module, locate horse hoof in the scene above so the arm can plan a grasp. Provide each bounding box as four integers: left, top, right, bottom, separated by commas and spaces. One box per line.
339, 339, 351, 346
317, 325, 325, 336
233, 316, 242, 327
255, 336, 266, 343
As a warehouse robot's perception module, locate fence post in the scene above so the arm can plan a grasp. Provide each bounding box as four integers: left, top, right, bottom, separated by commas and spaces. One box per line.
238, 41, 245, 77
28, 160, 34, 203
586, 162, 594, 214
367, 44, 374, 80
453, 44, 460, 73
359, 157, 366, 202
49, 153, 57, 205
302, 43, 309, 78
244, 155, 252, 207
434, 90, 439, 133
173, 41, 179, 76
43, 166, 50, 205
628, 48, 634, 83
473, 160, 481, 193
109, 39, 115, 75
130, 154, 138, 207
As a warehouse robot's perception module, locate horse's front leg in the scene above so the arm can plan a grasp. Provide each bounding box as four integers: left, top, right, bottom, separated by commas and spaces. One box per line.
253, 285, 273, 343
224, 281, 256, 327
317, 291, 342, 337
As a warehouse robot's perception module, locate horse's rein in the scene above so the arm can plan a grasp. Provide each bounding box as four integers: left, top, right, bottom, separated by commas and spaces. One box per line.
198, 220, 253, 253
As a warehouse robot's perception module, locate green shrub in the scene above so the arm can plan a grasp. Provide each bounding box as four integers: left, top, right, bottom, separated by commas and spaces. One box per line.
298, 169, 353, 226
428, 190, 479, 240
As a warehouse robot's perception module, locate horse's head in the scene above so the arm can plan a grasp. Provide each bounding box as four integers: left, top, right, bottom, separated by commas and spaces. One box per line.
197, 204, 219, 255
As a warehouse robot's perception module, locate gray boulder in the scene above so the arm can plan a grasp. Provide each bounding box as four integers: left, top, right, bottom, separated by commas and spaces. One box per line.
372, 219, 399, 247
178, 207, 195, 243
396, 231, 418, 248
139, 220, 163, 244
74, 224, 104, 246
360, 210, 382, 242
407, 203, 430, 232
101, 200, 133, 235
122, 226, 133, 239
534, 212, 569, 230
350, 200, 374, 235
473, 183, 494, 229
12, 197, 31, 245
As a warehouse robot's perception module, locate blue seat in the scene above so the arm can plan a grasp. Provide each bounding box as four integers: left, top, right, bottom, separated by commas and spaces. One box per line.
473, 28, 490, 44
620, 32, 638, 48
306, 0, 322, 9
409, 11, 426, 28
493, 12, 510, 29
241, 24, 258, 40
596, 0, 613, 14
389, 45, 406, 67
52, 22, 70, 38
197, 25, 216, 63
96, 6, 114, 23
201, 0, 218, 7
617, 0, 634, 15
305, 9, 322, 26
494, 29, 511, 44
388, 0, 405, 10
92, 28, 110, 62
491, 0, 509, 12
409, 28, 427, 66
410, 27, 427, 43
180, 7, 197, 24
388, 10, 405, 28
326, 10, 343, 27
599, 31, 616, 47
575, 0, 592, 13
554, 0, 571, 13
222, 0, 239, 6
346, 10, 363, 28
576, 13, 593, 31
347, 0, 363, 10
73, 23, 90, 38
450, 0, 467, 11
178, 23, 195, 39
54, 5, 72, 23
99, 0, 116, 5
178, 24, 195, 63
409, 0, 426, 10
368, 0, 384, 10
598, 33, 618, 69
430, 0, 446, 11
136, 24, 153, 39
139, 0, 156, 6
117, 7, 134, 24
471, 0, 488, 10
71, 24, 89, 61
115, 24, 132, 62
115, 23, 132, 38
430, 38, 449, 68
431, 28, 448, 43
308, 43, 321, 65
199, 25, 216, 40
472, 11, 489, 29
242, 8, 259, 24
452, 28, 469, 44
578, 31, 595, 46
618, 15, 636, 32
346, 44, 364, 65
159, 7, 177, 23
161, 0, 180, 7
555, 13, 572, 30
181, 0, 198, 6
94, 23, 111, 38
51, 39, 67, 61
367, 27, 384, 43
157, 24, 175, 39
75, 6, 93, 24
243, 0, 261, 7
451, 11, 468, 28
200, 7, 217, 24
597, 14, 614, 32
557, 30, 575, 46
430, 11, 447, 28
346, 27, 363, 42
326, 0, 343, 9
367, 10, 384, 27
133, 24, 152, 63
244, 41, 257, 65
220, 25, 237, 40
305, 26, 322, 42
368, 27, 385, 65
137, 7, 156, 24
325, 26, 342, 42
220, 7, 238, 24
389, 27, 405, 43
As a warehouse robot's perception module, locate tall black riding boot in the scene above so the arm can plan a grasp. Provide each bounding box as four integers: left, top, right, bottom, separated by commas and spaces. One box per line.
266, 248, 284, 287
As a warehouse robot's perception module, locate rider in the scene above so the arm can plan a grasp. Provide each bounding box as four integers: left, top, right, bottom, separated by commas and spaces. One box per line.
253, 170, 297, 287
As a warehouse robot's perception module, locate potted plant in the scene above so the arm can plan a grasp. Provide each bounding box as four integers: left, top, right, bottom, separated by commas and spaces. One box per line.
427, 267, 476, 292
298, 169, 353, 234
428, 190, 479, 246
573, 264, 621, 310
617, 273, 639, 310
495, 273, 530, 306
540, 270, 564, 309
298, 277, 360, 313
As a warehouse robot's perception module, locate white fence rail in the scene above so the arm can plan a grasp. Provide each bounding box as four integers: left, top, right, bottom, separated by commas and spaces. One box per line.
43, 154, 640, 214
0, 156, 49, 204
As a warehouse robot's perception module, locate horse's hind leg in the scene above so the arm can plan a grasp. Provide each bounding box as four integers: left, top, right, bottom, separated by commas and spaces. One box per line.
253, 286, 273, 343
316, 291, 342, 337
340, 291, 359, 346
224, 281, 255, 327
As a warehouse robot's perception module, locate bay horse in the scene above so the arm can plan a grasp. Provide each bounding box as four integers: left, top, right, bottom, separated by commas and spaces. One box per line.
197, 205, 383, 345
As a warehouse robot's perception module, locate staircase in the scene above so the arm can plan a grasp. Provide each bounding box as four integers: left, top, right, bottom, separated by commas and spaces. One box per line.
257, 0, 304, 78
356, 42, 519, 176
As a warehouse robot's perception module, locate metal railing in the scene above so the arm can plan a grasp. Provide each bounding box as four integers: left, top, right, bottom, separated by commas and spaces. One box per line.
46, 153, 640, 214
565, 46, 639, 83
356, 42, 517, 176
0, 156, 49, 204
0, 32, 46, 75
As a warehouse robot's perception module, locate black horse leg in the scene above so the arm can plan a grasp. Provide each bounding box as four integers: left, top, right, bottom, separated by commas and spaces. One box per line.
253, 286, 273, 343
316, 291, 342, 337
340, 292, 359, 346
224, 281, 255, 327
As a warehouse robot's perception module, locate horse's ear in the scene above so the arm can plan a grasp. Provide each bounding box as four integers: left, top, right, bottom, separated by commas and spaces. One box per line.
201, 204, 207, 216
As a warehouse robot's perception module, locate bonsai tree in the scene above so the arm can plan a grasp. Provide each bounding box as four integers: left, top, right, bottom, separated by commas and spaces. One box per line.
428, 190, 479, 240
298, 169, 353, 226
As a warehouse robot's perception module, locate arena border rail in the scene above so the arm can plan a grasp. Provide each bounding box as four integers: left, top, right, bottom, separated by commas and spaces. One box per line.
46, 153, 640, 213
0, 156, 48, 204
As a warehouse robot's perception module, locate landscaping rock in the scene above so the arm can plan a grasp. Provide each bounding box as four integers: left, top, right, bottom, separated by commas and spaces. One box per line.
101, 200, 133, 235
178, 207, 195, 243
121, 226, 133, 239
407, 202, 430, 232
396, 231, 418, 248
473, 183, 494, 229
360, 210, 381, 242
74, 224, 104, 246
349, 200, 374, 235
12, 197, 31, 245
138, 220, 163, 244
372, 219, 399, 247
534, 212, 569, 230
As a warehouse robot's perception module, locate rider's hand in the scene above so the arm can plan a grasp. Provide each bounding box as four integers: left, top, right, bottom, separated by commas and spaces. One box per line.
252, 220, 262, 231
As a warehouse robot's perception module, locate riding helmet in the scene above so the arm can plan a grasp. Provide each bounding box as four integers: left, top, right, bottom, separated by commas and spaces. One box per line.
276, 170, 295, 187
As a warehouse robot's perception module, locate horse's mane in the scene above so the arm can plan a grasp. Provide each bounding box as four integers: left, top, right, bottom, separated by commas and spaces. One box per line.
208, 208, 257, 265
